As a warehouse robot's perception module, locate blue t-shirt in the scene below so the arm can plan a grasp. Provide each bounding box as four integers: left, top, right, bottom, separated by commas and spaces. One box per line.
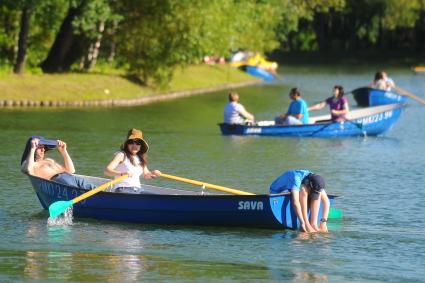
269, 170, 311, 194
287, 99, 309, 124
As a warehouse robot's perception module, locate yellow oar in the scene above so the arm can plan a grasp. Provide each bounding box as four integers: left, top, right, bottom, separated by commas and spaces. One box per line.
160, 173, 255, 195
49, 174, 129, 218
394, 86, 425, 105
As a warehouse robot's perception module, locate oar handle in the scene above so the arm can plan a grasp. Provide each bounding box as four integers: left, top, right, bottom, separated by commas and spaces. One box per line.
394, 86, 425, 105
72, 174, 129, 204
160, 173, 255, 196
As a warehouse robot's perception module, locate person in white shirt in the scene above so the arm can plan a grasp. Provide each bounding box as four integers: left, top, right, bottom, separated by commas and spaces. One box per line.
370, 71, 395, 91
223, 92, 255, 124
104, 128, 161, 193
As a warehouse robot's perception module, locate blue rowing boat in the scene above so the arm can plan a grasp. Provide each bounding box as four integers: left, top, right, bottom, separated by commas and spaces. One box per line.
219, 103, 403, 137
352, 87, 407, 106
28, 174, 336, 230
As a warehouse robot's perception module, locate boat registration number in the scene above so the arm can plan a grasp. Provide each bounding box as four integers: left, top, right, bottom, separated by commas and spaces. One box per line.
356, 110, 393, 125
40, 181, 84, 203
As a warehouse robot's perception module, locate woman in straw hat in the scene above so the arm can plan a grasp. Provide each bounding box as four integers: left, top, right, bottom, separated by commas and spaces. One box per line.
104, 128, 161, 193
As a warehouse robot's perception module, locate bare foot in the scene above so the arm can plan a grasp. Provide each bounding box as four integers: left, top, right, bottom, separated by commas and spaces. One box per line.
319, 222, 328, 233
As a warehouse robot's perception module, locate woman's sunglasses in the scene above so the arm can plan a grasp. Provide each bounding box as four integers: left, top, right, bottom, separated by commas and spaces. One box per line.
128, 140, 142, 145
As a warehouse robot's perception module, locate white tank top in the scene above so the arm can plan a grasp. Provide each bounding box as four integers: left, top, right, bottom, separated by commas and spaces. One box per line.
113, 153, 145, 189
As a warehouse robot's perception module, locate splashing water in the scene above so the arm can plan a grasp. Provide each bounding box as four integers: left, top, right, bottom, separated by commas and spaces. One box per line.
47, 206, 73, 226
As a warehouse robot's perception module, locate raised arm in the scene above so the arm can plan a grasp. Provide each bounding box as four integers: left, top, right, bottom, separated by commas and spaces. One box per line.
57, 140, 75, 174
21, 138, 38, 175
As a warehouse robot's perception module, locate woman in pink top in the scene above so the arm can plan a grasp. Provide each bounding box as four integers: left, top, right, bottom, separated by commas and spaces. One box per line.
104, 128, 161, 193
308, 85, 349, 122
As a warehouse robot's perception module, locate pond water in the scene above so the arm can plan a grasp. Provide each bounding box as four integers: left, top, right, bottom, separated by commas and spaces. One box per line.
0, 66, 424, 281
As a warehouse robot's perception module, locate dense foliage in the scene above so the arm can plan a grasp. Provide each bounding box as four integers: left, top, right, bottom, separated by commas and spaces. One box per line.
1, 0, 425, 86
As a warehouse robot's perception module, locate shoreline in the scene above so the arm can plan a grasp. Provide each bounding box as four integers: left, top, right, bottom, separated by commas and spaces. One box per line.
0, 79, 262, 108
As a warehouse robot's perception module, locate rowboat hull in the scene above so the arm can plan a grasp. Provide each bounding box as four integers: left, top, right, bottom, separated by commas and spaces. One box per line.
352, 87, 407, 106
219, 104, 403, 137
28, 175, 335, 230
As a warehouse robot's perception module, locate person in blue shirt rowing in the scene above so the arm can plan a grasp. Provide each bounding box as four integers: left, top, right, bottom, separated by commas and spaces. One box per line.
269, 170, 330, 233
275, 88, 309, 125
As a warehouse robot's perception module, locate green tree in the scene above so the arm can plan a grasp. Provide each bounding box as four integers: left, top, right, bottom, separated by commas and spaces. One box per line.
41, 0, 115, 73
115, 0, 285, 87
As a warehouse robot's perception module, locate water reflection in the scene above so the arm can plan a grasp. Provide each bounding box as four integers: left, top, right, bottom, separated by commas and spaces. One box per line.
22, 216, 149, 281
24, 251, 148, 281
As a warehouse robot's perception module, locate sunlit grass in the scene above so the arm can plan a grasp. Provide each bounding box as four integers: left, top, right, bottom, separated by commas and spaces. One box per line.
0, 65, 255, 101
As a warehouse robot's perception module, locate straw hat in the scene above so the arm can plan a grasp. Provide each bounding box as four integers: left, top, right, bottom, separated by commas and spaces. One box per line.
123, 128, 149, 153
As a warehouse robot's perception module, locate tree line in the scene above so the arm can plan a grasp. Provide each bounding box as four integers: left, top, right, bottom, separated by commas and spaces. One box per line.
1, 0, 424, 86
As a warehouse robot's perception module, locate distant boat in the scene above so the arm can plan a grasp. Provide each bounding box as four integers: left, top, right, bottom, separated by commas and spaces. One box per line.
231, 52, 277, 82
352, 87, 407, 107
28, 174, 337, 230
219, 103, 403, 137
413, 66, 425, 73
245, 66, 275, 82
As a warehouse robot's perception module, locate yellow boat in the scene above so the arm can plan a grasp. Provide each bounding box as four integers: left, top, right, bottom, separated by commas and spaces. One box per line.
231, 52, 278, 72
413, 66, 425, 73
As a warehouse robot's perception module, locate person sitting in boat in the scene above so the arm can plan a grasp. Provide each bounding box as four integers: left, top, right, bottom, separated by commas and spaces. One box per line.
223, 92, 255, 125
275, 87, 309, 125
269, 170, 330, 233
21, 137, 95, 190
308, 85, 349, 122
104, 128, 161, 193
370, 71, 395, 91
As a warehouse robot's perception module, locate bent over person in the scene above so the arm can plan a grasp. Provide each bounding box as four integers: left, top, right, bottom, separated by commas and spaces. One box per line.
269, 170, 330, 233
21, 136, 95, 190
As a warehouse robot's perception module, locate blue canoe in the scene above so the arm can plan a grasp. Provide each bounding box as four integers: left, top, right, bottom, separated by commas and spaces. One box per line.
219, 103, 403, 137
352, 87, 407, 107
245, 66, 275, 82
28, 174, 336, 230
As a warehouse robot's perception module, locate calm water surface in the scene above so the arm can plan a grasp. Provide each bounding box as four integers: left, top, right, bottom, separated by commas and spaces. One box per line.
1, 66, 424, 282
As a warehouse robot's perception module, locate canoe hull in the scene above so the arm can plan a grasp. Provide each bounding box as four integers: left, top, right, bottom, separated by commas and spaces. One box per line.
352, 87, 407, 106
29, 175, 335, 230
219, 104, 403, 137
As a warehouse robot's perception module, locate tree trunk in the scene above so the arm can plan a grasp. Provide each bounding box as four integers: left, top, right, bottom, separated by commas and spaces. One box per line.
40, 1, 87, 73
107, 20, 118, 63
313, 12, 328, 51
14, 4, 33, 74
84, 21, 105, 70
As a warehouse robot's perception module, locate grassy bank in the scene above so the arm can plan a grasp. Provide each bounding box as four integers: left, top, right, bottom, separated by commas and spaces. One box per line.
0, 65, 255, 102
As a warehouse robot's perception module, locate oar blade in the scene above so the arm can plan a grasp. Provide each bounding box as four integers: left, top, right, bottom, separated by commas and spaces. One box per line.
49, 200, 73, 218
328, 207, 343, 219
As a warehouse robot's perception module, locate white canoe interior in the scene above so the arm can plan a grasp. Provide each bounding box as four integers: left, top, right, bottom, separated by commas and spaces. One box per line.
75, 174, 223, 195
256, 104, 400, 126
